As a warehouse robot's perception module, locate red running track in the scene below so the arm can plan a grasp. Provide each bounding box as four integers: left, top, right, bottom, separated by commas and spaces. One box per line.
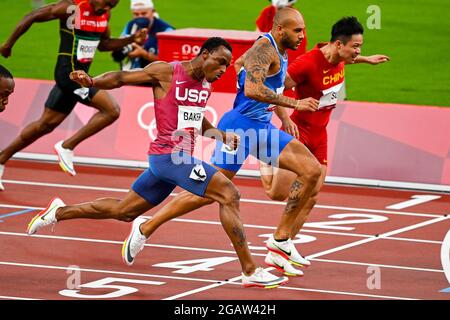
0, 159, 449, 300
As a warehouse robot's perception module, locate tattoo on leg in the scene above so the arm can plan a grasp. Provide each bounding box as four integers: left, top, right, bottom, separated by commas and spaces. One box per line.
285, 180, 302, 215
232, 226, 247, 248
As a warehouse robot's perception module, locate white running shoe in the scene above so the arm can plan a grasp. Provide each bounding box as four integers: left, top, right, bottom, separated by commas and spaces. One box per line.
265, 252, 304, 277
241, 267, 289, 289
122, 217, 148, 266
266, 236, 311, 267
0, 164, 4, 191
54, 140, 76, 176
27, 197, 65, 235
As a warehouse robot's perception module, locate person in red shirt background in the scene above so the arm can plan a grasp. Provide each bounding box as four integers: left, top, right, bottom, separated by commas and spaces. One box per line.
256, 0, 307, 64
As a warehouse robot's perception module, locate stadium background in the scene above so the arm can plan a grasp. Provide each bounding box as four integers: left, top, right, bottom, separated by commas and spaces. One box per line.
0, 0, 449, 107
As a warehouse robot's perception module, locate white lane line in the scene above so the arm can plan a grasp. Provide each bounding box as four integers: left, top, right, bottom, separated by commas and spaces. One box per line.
275, 285, 417, 300
0, 204, 444, 245
0, 261, 220, 285
387, 195, 442, 210
3, 179, 446, 218
311, 258, 443, 273
0, 261, 417, 301
0, 295, 41, 300
307, 215, 450, 260
0, 231, 443, 274
163, 216, 449, 299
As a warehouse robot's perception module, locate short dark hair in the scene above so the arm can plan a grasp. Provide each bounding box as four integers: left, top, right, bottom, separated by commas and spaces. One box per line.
198, 37, 232, 56
330, 16, 364, 44
0, 64, 13, 79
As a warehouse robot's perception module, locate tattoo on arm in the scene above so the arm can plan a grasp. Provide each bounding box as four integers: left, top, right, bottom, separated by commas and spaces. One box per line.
245, 42, 279, 101
244, 41, 300, 109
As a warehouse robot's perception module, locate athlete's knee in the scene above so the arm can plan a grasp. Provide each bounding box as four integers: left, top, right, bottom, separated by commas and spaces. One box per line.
104, 102, 121, 121
35, 119, 61, 134
302, 161, 321, 186
221, 184, 241, 207
265, 188, 288, 201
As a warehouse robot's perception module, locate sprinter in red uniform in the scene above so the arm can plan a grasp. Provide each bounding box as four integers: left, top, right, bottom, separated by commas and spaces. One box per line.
0, 0, 147, 187
26, 37, 289, 289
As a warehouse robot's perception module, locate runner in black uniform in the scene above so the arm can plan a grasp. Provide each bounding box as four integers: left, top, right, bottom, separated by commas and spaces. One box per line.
0, 0, 147, 188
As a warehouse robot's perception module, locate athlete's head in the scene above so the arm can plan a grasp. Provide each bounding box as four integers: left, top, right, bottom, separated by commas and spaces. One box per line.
130, 0, 155, 20
272, 7, 305, 51
0, 65, 14, 112
90, 0, 119, 15
197, 37, 232, 83
330, 16, 364, 64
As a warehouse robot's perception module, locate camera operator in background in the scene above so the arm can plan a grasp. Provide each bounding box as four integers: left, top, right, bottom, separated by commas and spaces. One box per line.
113, 0, 174, 71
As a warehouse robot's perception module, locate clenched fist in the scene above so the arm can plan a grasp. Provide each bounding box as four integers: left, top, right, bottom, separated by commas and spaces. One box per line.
70, 70, 94, 88
132, 28, 148, 46
223, 132, 240, 151
0, 44, 12, 58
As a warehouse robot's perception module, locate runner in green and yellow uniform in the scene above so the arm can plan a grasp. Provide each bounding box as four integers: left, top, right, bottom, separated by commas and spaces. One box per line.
0, 0, 147, 188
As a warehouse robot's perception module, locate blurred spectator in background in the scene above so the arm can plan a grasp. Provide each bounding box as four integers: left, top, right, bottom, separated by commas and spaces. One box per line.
256, 0, 307, 61
113, 0, 174, 71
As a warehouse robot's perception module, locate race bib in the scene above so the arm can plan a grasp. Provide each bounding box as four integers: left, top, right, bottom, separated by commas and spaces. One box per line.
319, 83, 344, 108
177, 106, 205, 131
77, 39, 100, 63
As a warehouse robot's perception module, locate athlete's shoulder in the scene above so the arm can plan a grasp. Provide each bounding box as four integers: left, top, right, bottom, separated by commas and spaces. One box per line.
146, 60, 173, 72
252, 36, 277, 54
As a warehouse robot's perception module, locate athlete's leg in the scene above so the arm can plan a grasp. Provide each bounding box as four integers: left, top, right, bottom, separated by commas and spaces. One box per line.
55, 190, 154, 223
202, 170, 256, 275
62, 90, 120, 150
274, 139, 321, 240
140, 166, 236, 237
290, 164, 327, 238
259, 162, 297, 201
0, 108, 68, 164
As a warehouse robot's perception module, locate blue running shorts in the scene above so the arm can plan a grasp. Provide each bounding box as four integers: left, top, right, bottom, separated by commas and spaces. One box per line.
132, 152, 218, 206
211, 110, 294, 172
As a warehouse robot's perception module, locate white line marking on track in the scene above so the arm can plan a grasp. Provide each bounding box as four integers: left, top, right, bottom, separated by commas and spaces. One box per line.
0, 204, 444, 245
387, 195, 442, 210
0, 231, 443, 274
162, 215, 449, 299
307, 215, 450, 260
3, 179, 446, 218
0, 261, 417, 300
0, 295, 41, 300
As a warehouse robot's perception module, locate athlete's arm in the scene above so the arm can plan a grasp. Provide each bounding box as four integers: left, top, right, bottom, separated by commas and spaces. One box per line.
201, 117, 240, 150
98, 26, 148, 52
0, 0, 69, 58
274, 106, 299, 139
70, 61, 172, 89
243, 40, 318, 112
352, 54, 390, 65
